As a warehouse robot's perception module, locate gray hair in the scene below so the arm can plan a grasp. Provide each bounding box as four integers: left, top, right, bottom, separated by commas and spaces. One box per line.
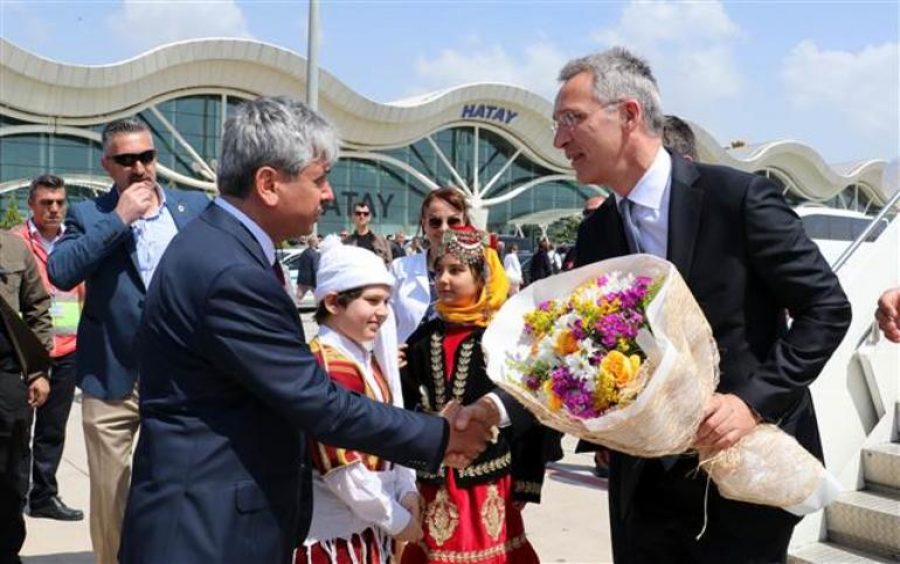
101, 117, 150, 152
558, 47, 664, 135
217, 96, 340, 198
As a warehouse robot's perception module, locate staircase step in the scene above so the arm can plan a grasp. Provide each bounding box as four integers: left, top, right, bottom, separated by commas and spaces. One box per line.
790, 541, 896, 563
826, 490, 900, 560
863, 443, 900, 492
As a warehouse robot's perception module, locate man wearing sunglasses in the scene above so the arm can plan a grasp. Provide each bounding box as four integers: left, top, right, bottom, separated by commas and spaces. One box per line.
47, 117, 209, 564
345, 202, 392, 265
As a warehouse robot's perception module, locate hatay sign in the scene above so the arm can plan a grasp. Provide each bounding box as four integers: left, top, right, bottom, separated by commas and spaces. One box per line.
460, 104, 519, 125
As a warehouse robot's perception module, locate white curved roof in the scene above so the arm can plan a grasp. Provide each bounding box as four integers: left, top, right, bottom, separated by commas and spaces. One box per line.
0, 37, 892, 203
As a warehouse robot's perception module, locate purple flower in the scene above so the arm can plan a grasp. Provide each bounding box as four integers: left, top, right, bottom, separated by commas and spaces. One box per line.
523, 374, 542, 390
570, 319, 587, 340
549, 366, 599, 419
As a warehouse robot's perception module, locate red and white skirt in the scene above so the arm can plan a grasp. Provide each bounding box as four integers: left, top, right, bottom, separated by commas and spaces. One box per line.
400, 473, 538, 564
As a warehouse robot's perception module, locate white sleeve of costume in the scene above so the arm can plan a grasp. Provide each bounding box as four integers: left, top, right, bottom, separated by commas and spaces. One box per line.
322, 462, 412, 535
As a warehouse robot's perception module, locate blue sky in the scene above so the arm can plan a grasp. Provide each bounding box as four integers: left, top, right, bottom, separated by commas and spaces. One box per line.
2, 0, 898, 164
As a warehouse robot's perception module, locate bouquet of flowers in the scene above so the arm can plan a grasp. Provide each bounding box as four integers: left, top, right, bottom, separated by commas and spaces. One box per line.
483, 255, 840, 515
513, 271, 660, 420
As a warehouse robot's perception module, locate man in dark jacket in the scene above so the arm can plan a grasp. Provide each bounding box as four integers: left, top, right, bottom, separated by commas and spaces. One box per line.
0, 231, 53, 563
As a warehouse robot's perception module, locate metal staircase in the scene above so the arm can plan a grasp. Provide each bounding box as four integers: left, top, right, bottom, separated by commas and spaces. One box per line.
791, 410, 900, 562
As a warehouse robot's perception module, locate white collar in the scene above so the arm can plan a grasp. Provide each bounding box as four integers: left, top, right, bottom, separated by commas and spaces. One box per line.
213, 197, 276, 266
27, 218, 64, 241
615, 147, 672, 210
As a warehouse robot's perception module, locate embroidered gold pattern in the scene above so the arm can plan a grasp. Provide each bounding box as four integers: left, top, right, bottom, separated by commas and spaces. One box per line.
429, 331, 474, 412
480, 484, 505, 541
513, 481, 542, 496
457, 452, 511, 478
426, 487, 459, 547
419, 534, 529, 563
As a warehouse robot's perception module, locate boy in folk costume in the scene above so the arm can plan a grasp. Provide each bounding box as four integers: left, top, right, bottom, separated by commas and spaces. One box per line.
296, 237, 423, 564
401, 226, 545, 564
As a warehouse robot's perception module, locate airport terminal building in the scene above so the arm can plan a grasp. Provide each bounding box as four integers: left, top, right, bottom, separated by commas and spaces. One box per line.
0, 38, 892, 237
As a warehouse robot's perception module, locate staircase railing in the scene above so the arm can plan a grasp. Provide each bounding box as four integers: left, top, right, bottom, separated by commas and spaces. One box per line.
827, 190, 900, 348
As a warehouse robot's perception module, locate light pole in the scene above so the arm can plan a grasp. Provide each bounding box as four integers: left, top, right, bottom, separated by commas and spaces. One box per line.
306, 0, 319, 111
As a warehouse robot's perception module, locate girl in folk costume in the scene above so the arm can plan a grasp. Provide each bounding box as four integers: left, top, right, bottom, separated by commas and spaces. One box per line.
400, 226, 544, 564
296, 236, 423, 564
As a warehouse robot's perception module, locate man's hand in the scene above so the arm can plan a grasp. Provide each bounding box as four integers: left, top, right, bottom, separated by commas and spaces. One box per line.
875, 287, 900, 343
694, 393, 758, 451
453, 396, 501, 432
114, 181, 157, 224
27, 375, 50, 408
441, 400, 495, 468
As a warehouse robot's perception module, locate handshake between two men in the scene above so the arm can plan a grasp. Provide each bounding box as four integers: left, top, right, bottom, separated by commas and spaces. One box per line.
440, 397, 503, 468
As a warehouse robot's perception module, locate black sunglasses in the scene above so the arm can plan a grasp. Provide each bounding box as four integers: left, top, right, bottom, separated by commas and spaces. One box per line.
427, 216, 463, 229
354, 210, 371, 217
110, 150, 156, 167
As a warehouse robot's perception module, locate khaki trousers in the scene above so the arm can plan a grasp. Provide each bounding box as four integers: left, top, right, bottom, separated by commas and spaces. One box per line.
82, 390, 140, 564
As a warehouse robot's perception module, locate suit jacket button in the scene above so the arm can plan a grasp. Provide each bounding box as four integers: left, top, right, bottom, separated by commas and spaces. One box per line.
138, 300, 144, 309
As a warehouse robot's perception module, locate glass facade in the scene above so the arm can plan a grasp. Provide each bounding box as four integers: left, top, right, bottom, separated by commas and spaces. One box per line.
2, 92, 889, 232
1, 94, 592, 235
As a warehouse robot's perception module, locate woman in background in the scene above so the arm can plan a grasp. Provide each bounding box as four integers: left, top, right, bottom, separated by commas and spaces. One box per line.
390, 187, 471, 344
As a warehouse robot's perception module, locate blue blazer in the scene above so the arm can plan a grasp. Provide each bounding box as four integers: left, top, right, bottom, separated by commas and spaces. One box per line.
47, 188, 209, 400
119, 204, 448, 564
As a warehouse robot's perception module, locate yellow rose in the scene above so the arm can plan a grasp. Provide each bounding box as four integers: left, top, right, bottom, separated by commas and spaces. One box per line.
600, 351, 642, 386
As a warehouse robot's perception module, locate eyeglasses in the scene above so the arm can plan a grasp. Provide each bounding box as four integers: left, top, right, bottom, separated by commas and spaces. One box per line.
110, 150, 157, 167
426, 216, 463, 229
552, 99, 624, 133
354, 210, 370, 217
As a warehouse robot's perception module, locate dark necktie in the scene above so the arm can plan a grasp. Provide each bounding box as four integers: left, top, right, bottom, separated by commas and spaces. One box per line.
272, 261, 286, 286
620, 198, 644, 254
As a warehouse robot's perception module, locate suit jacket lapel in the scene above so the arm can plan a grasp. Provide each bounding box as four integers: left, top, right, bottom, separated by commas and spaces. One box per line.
576, 197, 629, 267
165, 190, 197, 230
666, 155, 703, 280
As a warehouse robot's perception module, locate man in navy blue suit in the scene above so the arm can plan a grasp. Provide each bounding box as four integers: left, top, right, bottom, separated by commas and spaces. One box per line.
118, 96, 494, 563
47, 118, 209, 564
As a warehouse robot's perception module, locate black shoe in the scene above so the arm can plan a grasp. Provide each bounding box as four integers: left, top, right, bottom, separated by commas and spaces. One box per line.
28, 496, 84, 521
592, 464, 610, 479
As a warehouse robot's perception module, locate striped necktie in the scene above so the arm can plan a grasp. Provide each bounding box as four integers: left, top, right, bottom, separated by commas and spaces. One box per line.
619, 198, 644, 254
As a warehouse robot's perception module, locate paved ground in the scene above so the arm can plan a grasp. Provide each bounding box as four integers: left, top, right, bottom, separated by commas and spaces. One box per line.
20, 313, 614, 563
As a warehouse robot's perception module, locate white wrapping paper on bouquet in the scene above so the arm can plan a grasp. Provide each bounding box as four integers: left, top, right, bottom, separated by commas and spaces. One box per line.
482, 255, 840, 515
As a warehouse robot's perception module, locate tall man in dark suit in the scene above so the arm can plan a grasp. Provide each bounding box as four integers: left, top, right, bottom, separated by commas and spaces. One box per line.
119, 96, 493, 563
549, 47, 852, 563
47, 117, 210, 564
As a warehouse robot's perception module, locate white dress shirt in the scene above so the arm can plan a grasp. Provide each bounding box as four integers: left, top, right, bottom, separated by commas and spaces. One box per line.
613, 147, 673, 258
